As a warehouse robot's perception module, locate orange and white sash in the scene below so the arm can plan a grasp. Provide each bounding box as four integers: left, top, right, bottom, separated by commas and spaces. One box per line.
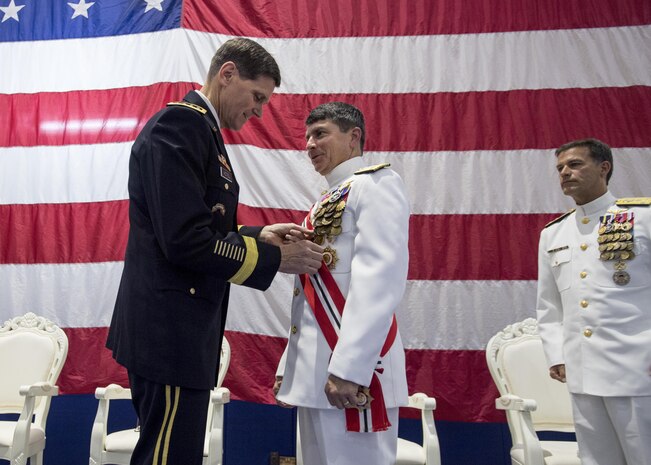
300, 206, 398, 432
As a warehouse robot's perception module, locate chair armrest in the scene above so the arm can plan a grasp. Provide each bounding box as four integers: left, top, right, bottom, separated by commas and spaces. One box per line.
19, 382, 59, 397
211, 387, 230, 404
407, 393, 441, 465
90, 384, 132, 465
496, 395, 544, 465
206, 387, 230, 465
496, 394, 537, 412
95, 383, 131, 400
11, 383, 60, 461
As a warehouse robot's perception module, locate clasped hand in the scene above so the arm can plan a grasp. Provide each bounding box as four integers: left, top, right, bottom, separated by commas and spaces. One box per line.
260, 223, 323, 275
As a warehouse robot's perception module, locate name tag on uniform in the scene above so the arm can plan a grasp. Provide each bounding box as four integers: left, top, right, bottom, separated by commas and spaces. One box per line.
547, 245, 569, 254
220, 166, 233, 183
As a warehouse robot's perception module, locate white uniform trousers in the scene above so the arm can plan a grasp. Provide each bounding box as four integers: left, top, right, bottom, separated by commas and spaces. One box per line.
297, 407, 399, 465
571, 393, 651, 465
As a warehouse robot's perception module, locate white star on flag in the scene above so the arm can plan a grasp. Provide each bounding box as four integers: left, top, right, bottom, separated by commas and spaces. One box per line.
68, 0, 95, 19
144, 0, 163, 13
0, 0, 25, 23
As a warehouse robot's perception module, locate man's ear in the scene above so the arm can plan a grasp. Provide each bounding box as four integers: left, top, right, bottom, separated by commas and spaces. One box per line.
218, 61, 237, 85
600, 160, 612, 179
350, 127, 362, 148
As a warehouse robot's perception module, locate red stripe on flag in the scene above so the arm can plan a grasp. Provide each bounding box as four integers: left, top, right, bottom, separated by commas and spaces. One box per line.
4, 86, 651, 151
0, 202, 557, 281
59, 327, 128, 395
0, 82, 198, 148
182, 0, 651, 37
227, 87, 651, 151
57, 327, 503, 423
0, 201, 128, 264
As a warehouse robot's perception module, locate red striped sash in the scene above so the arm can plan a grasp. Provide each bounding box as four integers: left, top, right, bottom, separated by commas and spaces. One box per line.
300, 205, 398, 432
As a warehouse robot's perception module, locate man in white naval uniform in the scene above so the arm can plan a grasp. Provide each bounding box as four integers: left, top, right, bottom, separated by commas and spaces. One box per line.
274, 102, 409, 464
536, 138, 651, 465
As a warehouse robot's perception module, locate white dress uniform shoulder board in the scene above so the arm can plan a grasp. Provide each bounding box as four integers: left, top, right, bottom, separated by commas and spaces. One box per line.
616, 197, 651, 207
543, 208, 576, 229
354, 163, 391, 175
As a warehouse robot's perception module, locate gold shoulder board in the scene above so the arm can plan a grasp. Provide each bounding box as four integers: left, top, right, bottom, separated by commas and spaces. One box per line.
616, 197, 651, 207
354, 163, 391, 175
166, 101, 207, 114
544, 209, 576, 229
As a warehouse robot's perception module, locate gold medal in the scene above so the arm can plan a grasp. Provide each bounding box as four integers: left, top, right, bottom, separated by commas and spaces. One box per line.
314, 234, 325, 245
614, 260, 627, 271
322, 246, 339, 270
335, 200, 346, 211
621, 222, 632, 231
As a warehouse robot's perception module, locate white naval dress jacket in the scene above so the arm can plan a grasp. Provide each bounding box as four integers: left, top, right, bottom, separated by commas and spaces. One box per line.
536, 191, 651, 396
276, 157, 410, 409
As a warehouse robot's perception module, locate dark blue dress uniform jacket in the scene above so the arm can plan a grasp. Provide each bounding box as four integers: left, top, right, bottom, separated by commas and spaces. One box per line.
107, 91, 281, 390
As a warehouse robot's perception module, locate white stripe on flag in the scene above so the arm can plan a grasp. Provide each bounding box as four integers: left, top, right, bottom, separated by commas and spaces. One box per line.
2, 26, 650, 94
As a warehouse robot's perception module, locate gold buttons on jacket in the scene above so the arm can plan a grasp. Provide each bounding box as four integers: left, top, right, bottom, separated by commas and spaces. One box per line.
293, 287, 300, 296
580, 271, 588, 279
190, 288, 196, 295
224, 183, 230, 190
291, 325, 297, 334
582, 217, 590, 224
580, 243, 588, 251
583, 328, 593, 338
580, 299, 588, 308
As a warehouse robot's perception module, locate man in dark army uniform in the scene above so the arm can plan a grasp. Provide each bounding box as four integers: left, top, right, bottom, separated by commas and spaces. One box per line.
107, 38, 323, 465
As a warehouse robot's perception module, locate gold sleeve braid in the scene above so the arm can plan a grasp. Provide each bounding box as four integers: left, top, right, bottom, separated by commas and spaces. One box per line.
228, 236, 259, 285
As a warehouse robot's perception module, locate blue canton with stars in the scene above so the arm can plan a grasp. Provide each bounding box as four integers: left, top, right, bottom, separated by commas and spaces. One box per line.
0, 0, 182, 42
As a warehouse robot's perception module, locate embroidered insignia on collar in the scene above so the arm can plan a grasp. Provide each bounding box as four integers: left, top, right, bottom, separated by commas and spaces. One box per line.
354, 163, 390, 175
166, 101, 207, 114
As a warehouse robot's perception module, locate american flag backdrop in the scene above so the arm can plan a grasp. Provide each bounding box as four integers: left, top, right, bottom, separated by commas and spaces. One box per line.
1, 0, 651, 433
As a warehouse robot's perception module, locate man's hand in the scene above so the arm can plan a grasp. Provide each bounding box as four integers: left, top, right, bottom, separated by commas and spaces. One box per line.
259, 223, 313, 247
549, 364, 566, 383
273, 376, 293, 408
278, 240, 323, 275
324, 374, 360, 409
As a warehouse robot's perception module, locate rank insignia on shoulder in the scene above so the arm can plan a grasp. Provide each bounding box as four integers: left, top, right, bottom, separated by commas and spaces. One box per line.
616, 197, 651, 207
543, 209, 575, 229
354, 163, 390, 175
166, 101, 207, 114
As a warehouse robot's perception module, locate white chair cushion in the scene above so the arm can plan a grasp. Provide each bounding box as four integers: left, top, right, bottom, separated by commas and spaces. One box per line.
511, 441, 580, 465
396, 438, 425, 465
105, 429, 139, 453
0, 421, 45, 447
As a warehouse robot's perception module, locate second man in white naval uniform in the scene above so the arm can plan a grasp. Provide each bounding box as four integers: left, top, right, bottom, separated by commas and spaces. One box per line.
536, 138, 651, 465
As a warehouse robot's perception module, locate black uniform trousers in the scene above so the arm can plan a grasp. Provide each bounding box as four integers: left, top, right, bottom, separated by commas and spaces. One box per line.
129, 372, 210, 465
